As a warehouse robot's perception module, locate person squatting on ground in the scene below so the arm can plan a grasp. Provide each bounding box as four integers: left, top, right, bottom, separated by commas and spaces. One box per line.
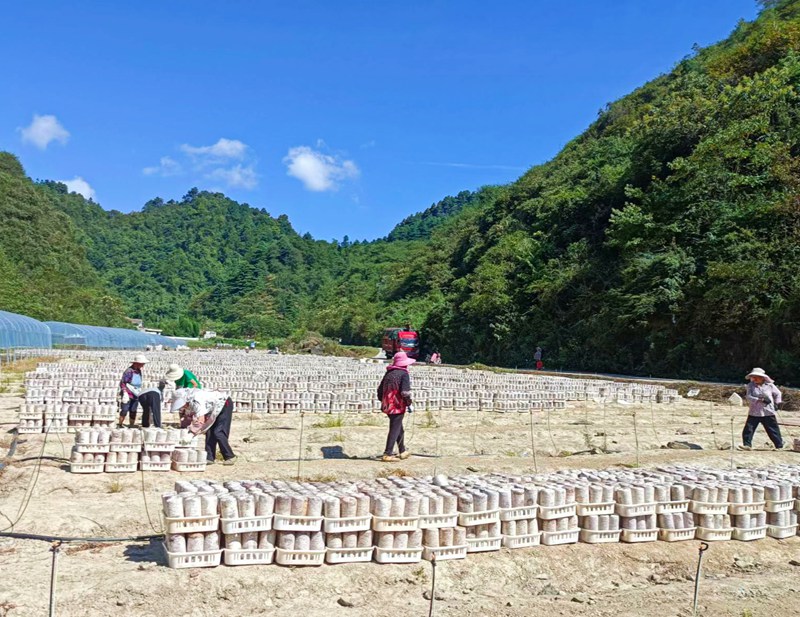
119, 354, 147, 428
377, 351, 415, 462
171, 388, 237, 465
138, 380, 167, 428
739, 367, 784, 450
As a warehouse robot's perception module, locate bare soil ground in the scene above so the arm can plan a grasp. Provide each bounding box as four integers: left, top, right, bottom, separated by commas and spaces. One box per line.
2, 383, 800, 617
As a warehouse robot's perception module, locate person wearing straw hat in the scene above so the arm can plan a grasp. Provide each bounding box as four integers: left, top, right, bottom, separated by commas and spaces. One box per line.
739, 367, 784, 451
170, 388, 236, 465
119, 354, 148, 428
377, 351, 415, 462
165, 363, 201, 389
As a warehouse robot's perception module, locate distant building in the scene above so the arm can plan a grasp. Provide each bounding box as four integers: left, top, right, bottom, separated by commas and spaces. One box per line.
203, 330, 217, 339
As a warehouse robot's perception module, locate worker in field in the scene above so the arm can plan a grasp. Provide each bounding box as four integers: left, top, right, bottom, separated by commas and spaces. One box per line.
534, 347, 544, 370
377, 351, 415, 462
139, 380, 167, 428
165, 363, 202, 389
171, 388, 236, 465
739, 367, 784, 450
119, 354, 147, 428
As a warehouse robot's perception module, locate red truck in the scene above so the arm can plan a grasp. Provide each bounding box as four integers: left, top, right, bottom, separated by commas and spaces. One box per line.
382, 327, 420, 360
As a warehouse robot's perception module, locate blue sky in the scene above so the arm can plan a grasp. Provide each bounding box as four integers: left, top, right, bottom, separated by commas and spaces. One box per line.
1, 1, 758, 241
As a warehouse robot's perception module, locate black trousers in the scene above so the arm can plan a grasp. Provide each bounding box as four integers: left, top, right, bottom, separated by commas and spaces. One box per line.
384, 413, 406, 456
139, 391, 162, 428
206, 398, 235, 462
742, 415, 783, 448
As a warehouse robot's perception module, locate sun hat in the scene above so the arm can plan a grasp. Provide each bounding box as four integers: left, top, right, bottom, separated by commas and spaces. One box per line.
390, 351, 416, 369
132, 354, 148, 365
165, 364, 184, 381
745, 367, 773, 382
170, 388, 191, 412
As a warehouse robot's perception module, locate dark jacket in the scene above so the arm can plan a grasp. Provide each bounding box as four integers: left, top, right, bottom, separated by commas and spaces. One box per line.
377, 368, 412, 415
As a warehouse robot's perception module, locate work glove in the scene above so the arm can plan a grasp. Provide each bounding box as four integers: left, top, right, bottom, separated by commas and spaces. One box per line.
121, 391, 130, 404
406, 404, 414, 414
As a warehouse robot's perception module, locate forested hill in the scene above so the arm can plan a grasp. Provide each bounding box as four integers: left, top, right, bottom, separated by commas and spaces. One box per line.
387, 190, 485, 241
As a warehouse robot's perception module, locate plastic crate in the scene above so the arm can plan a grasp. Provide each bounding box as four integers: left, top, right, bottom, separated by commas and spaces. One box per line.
163, 543, 221, 569
273, 513, 323, 532
538, 503, 577, 520
109, 443, 141, 453
422, 544, 468, 561
696, 527, 733, 542
224, 547, 275, 566
457, 509, 500, 527
104, 462, 137, 473
658, 527, 696, 542
69, 462, 104, 474
163, 514, 220, 534
373, 546, 423, 564
466, 536, 502, 553
372, 515, 420, 532
575, 502, 614, 517
326, 546, 374, 564
502, 532, 542, 549
729, 502, 765, 516
655, 500, 689, 514
171, 461, 207, 473
732, 526, 767, 542
499, 505, 539, 521
614, 502, 657, 518
143, 442, 176, 453
220, 515, 273, 534
17, 426, 43, 434
767, 524, 798, 539
621, 528, 658, 543
689, 501, 729, 515
418, 513, 458, 530
579, 529, 621, 544
74, 443, 111, 454
323, 514, 371, 534
140, 461, 171, 472
541, 529, 580, 546
275, 548, 326, 566
765, 499, 794, 513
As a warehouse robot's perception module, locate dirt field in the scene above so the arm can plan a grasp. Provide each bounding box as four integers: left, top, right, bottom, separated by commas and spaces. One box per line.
2, 379, 800, 617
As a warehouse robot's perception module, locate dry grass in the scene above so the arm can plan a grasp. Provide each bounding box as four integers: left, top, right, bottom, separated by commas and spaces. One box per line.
312, 416, 345, 429
107, 478, 124, 494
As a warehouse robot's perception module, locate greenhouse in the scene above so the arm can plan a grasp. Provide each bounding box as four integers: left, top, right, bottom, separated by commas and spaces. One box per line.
45, 322, 184, 350
0, 310, 52, 349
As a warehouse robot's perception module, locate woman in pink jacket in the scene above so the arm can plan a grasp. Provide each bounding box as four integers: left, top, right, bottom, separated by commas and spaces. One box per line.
377, 352, 415, 462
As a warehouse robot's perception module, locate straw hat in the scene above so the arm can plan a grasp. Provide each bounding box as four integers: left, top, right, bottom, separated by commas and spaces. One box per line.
170, 388, 191, 412
132, 354, 148, 365
390, 352, 416, 368
745, 367, 773, 382
165, 363, 184, 381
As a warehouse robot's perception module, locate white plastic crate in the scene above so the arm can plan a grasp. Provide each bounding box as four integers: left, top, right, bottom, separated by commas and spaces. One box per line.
767, 524, 797, 539
658, 527, 696, 542
765, 499, 794, 513
538, 503, 577, 520
163, 543, 221, 569
466, 536, 502, 553
418, 513, 458, 530
326, 546, 374, 564
579, 529, 621, 544
69, 462, 104, 474
17, 426, 43, 434
689, 501, 729, 515
74, 443, 110, 454
655, 500, 689, 514
499, 505, 539, 521
541, 529, 580, 546
575, 502, 614, 517
224, 547, 275, 566
104, 462, 137, 473
140, 461, 171, 472
275, 548, 326, 566
220, 515, 273, 534
163, 514, 220, 534
373, 546, 423, 564
621, 528, 658, 543
143, 442, 176, 453
273, 513, 323, 532
732, 526, 766, 542
323, 515, 371, 534
696, 527, 733, 542
109, 443, 141, 453
502, 532, 542, 549
729, 502, 765, 516
457, 509, 500, 527
372, 515, 420, 532
615, 502, 656, 518
422, 544, 468, 561
171, 461, 207, 473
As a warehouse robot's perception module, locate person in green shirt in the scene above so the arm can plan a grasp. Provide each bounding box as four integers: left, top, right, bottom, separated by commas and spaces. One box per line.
165, 363, 202, 389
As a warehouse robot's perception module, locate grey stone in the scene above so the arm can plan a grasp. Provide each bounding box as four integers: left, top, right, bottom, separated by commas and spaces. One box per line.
728, 393, 744, 406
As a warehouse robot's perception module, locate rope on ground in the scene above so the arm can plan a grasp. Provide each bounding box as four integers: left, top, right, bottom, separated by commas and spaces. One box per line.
0, 427, 49, 533
139, 465, 163, 535
0, 531, 162, 543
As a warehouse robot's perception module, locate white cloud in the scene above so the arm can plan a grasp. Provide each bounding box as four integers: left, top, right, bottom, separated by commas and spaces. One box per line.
59, 176, 95, 200
180, 138, 248, 160
18, 114, 70, 149
143, 156, 182, 177
283, 145, 359, 192
207, 164, 259, 190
